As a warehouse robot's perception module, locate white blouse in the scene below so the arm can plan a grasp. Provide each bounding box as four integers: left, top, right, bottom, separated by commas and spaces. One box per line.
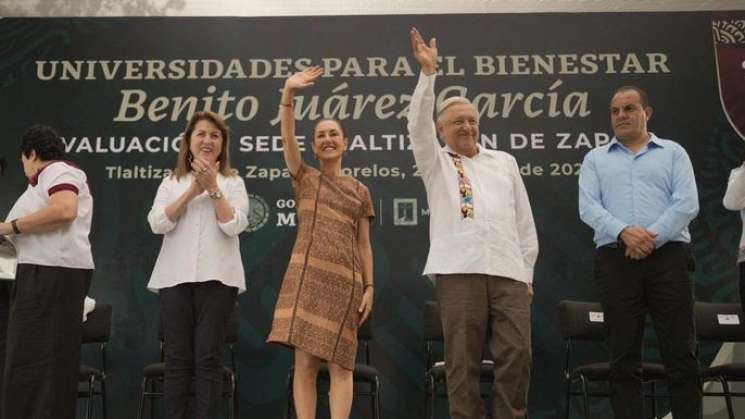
5, 161, 94, 269
147, 173, 249, 292
723, 165, 745, 263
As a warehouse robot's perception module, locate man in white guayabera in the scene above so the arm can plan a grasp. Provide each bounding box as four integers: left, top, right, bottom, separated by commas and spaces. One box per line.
407, 28, 539, 419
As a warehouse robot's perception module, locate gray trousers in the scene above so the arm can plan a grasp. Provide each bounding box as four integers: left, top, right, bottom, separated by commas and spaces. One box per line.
436, 274, 532, 419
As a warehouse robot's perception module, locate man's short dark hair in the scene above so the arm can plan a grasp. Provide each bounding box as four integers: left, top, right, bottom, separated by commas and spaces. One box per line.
19, 125, 66, 161
613, 85, 650, 109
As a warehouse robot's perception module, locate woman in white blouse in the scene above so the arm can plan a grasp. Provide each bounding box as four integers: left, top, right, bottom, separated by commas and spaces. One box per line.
724, 156, 745, 309
147, 111, 248, 419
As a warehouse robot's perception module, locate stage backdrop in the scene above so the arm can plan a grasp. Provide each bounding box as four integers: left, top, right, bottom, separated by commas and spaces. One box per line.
1, 11, 744, 419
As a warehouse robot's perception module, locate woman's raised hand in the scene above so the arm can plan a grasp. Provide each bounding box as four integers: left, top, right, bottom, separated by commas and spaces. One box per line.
284, 66, 324, 92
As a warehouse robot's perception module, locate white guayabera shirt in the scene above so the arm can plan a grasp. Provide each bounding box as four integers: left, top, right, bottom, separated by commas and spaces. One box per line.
407, 71, 539, 284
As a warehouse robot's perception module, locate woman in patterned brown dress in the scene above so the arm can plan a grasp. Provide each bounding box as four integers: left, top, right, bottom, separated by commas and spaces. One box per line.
267, 66, 375, 419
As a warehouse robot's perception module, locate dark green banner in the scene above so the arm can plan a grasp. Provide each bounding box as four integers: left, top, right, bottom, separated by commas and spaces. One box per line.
0, 12, 743, 419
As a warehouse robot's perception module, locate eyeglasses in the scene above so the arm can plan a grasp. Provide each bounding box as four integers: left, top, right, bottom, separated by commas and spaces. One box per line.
447, 152, 474, 219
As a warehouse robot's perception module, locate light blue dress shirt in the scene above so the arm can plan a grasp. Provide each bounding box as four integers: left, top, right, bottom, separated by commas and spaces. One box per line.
578, 134, 699, 248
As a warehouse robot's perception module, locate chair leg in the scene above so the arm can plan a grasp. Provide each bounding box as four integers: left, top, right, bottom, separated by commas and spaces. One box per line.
136, 377, 148, 419
230, 373, 236, 419
85, 376, 95, 419
149, 379, 156, 419
371, 391, 377, 419
286, 372, 294, 419
565, 376, 572, 419
424, 375, 429, 419
232, 375, 239, 419
720, 378, 735, 419
373, 376, 381, 419
224, 374, 231, 419
428, 377, 436, 419
101, 377, 108, 419
579, 375, 590, 419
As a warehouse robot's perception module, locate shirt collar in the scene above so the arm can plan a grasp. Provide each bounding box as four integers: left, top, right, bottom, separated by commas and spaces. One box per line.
29, 160, 78, 186
443, 144, 485, 159
29, 163, 50, 186
607, 133, 663, 153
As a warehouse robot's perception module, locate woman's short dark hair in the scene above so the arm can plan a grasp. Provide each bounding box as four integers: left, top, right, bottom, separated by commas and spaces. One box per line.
19, 125, 66, 161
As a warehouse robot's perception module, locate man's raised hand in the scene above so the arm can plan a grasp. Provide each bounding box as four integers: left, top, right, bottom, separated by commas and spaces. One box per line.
410, 27, 438, 75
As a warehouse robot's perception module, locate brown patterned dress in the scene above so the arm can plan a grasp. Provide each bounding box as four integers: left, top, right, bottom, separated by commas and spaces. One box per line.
267, 164, 374, 370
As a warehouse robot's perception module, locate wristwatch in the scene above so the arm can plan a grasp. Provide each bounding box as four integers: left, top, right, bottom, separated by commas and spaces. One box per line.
208, 189, 223, 200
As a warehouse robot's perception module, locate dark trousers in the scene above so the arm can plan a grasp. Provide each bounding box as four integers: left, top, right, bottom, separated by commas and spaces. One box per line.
0, 282, 10, 419
436, 274, 532, 419
595, 242, 700, 419
160, 281, 237, 419
2, 264, 91, 419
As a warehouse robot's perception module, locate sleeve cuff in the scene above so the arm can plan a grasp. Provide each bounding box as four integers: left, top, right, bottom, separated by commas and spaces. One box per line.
420, 70, 436, 78
49, 183, 79, 196
646, 224, 668, 248
607, 220, 628, 242
149, 210, 177, 234
218, 212, 248, 237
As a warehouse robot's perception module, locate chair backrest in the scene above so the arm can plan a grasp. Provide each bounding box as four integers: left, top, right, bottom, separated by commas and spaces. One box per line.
357, 316, 374, 365
358, 316, 373, 341
423, 301, 443, 341
82, 303, 112, 343
694, 302, 745, 342
558, 300, 606, 342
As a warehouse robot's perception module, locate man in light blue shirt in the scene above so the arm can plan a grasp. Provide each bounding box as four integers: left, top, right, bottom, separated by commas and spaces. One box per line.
578, 86, 700, 419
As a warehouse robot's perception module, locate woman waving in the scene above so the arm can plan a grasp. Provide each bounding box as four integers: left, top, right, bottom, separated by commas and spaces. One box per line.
267, 67, 375, 419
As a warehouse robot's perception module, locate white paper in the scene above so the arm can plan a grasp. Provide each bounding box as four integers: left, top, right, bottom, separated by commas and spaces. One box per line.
0, 236, 17, 280
589, 311, 604, 323
717, 314, 740, 325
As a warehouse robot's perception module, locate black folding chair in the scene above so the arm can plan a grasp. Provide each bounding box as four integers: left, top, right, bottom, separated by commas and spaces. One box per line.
286, 317, 381, 419
695, 301, 745, 419
423, 300, 495, 419
79, 303, 112, 419
136, 303, 239, 419
558, 300, 668, 419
